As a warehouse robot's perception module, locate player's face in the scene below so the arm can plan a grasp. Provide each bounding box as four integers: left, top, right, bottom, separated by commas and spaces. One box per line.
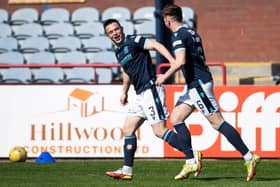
105, 22, 124, 45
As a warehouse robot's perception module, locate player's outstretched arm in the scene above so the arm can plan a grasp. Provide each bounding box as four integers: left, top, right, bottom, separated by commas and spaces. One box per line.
145, 39, 175, 64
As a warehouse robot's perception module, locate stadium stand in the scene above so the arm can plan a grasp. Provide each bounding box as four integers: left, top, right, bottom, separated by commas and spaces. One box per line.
63, 67, 95, 83
71, 7, 100, 25
12, 23, 43, 40
40, 7, 70, 25
74, 22, 104, 39
57, 51, 87, 64
31, 67, 65, 83
0, 23, 12, 37
101, 6, 131, 21
43, 22, 74, 40
0, 51, 24, 64
18, 36, 49, 54
119, 20, 135, 35
49, 36, 81, 53
26, 51, 56, 64
133, 6, 155, 23
0, 37, 18, 53
0, 3, 277, 86
81, 36, 112, 52
0, 67, 32, 83
134, 20, 156, 38
0, 9, 9, 23
10, 8, 39, 26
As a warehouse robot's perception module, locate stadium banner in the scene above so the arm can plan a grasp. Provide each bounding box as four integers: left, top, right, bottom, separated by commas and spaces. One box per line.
0, 85, 163, 158
0, 85, 279, 158
164, 85, 280, 158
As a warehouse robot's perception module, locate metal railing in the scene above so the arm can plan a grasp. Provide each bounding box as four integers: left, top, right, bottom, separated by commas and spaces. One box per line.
156, 62, 227, 85
0, 61, 227, 85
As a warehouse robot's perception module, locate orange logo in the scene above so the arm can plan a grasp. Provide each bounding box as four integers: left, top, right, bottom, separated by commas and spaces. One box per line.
67, 88, 104, 118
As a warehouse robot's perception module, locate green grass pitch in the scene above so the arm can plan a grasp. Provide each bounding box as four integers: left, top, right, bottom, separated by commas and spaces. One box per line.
0, 159, 279, 187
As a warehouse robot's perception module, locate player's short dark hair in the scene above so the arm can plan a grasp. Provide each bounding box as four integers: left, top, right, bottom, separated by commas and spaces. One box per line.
103, 18, 121, 30
162, 4, 183, 22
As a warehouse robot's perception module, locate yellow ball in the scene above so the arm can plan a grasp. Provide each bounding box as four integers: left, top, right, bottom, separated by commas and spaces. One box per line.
9, 146, 27, 162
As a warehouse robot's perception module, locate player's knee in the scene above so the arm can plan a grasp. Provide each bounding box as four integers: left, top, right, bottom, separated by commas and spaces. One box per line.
122, 128, 134, 136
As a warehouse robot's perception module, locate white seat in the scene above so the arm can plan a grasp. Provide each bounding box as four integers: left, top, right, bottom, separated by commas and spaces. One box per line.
0, 37, 18, 53
133, 6, 155, 23
182, 6, 195, 28
120, 21, 134, 35
41, 8, 70, 25
101, 6, 131, 21
43, 23, 74, 40
10, 8, 39, 25
74, 22, 104, 39
0, 23, 12, 37
71, 7, 100, 25
88, 51, 118, 81
19, 36, 49, 53
0, 51, 24, 64
31, 67, 65, 83
64, 67, 95, 83
12, 23, 43, 40
50, 36, 81, 53
81, 36, 112, 52
0, 9, 9, 23
57, 51, 87, 64
26, 51, 56, 64
1, 68, 32, 83
134, 21, 155, 38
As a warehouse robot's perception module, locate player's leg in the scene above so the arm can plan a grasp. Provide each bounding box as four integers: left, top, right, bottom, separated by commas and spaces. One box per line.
144, 84, 201, 180
106, 115, 144, 180
193, 80, 260, 181
208, 112, 260, 181
171, 89, 202, 179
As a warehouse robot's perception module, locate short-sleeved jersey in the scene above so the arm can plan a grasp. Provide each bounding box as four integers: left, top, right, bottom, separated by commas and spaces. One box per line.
115, 35, 155, 94
172, 26, 213, 88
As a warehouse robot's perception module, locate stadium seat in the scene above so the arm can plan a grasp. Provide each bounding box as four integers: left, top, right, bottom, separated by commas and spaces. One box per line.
25, 51, 56, 64
0, 68, 32, 84
31, 67, 65, 83
133, 6, 155, 23
18, 36, 49, 54
43, 22, 74, 40
181, 6, 195, 29
101, 6, 131, 21
134, 20, 155, 38
0, 23, 12, 38
71, 7, 100, 25
40, 7, 70, 25
12, 23, 43, 40
88, 51, 118, 83
0, 51, 24, 64
50, 36, 81, 53
74, 22, 104, 39
81, 36, 112, 53
0, 9, 9, 23
0, 37, 18, 53
119, 21, 134, 35
57, 51, 87, 64
64, 67, 95, 83
10, 8, 39, 25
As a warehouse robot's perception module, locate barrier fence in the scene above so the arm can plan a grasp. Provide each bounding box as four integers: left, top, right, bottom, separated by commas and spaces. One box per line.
0, 61, 227, 85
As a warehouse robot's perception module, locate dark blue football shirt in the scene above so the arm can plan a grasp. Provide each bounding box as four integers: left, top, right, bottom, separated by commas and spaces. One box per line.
172, 26, 213, 88
115, 35, 156, 94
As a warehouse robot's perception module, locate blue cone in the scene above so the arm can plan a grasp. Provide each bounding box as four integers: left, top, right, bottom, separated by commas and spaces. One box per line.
35, 151, 56, 164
